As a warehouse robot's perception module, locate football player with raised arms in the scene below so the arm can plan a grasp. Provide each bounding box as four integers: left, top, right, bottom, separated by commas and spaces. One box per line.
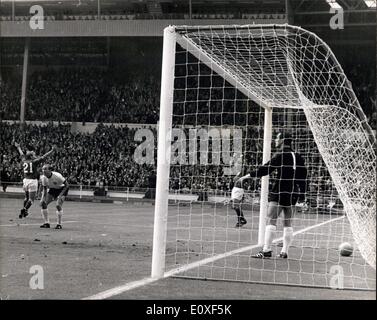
15, 142, 56, 219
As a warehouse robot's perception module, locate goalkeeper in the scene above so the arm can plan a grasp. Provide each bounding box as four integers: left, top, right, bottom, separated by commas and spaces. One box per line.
236, 132, 308, 259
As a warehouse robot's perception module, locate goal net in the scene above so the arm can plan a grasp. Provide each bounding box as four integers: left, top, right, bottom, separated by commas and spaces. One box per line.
152, 24, 376, 290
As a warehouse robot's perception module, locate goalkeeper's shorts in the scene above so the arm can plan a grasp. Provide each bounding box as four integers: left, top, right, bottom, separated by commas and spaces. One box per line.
269, 191, 299, 207
231, 187, 244, 201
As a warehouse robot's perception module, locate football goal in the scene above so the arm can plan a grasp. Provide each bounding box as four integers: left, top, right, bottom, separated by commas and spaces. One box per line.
151, 24, 376, 290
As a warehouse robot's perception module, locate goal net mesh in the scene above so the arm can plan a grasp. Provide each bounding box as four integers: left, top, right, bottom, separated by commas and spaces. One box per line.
161, 24, 376, 290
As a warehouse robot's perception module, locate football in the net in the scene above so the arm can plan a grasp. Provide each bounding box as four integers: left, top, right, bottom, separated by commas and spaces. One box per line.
339, 242, 353, 257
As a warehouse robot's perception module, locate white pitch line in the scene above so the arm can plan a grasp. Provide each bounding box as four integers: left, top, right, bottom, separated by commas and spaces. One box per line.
291, 215, 345, 237
0, 220, 79, 227
83, 277, 159, 300
83, 215, 346, 300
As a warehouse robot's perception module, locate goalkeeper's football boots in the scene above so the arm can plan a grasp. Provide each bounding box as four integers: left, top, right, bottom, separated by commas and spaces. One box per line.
277, 252, 288, 259
251, 250, 272, 259
55, 224, 62, 230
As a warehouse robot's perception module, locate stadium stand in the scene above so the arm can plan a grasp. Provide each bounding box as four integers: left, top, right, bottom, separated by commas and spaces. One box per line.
0, 122, 155, 188
0, 63, 375, 128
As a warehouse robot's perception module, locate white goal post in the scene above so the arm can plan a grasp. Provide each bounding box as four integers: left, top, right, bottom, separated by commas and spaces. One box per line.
152, 24, 376, 289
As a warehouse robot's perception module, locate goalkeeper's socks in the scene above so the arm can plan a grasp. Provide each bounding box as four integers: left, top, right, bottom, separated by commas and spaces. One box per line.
263, 225, 276, 252
282, 227, 293, 254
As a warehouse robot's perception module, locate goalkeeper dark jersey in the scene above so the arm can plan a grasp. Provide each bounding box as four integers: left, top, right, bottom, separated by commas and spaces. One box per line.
249, 146, 308, 206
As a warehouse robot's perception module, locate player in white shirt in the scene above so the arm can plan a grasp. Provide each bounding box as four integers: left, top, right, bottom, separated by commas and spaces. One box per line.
225, 154, 247, 228
39, 164, 69, 229
231, 174, 247, 228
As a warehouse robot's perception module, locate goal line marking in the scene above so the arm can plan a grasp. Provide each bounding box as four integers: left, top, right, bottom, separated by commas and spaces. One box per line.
83, 215, 346, 300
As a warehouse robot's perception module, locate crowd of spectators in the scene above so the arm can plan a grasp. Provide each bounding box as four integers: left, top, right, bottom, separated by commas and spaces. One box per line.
0, 122, 155, 189
0, 58, 375, 194
0, 61, 375, 129
0, 120, 336, 202
0, 69, 160, 124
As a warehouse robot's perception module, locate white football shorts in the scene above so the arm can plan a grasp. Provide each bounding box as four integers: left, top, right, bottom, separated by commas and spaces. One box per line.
231, 187, 244, 201
23, 178, 38, 193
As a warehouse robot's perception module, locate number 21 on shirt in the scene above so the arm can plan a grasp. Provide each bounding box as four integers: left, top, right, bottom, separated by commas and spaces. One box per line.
23, 162, 33, 174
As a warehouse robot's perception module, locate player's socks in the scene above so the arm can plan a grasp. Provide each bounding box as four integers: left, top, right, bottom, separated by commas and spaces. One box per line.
262, 224, 276, 252
24, 199, 33, 210
19, 200, 33, 218
282, 227, 293, 254
41, 209, 49, 224
56, 210, 63, 226
235, 208, 246, 222
234, 208, 247, 227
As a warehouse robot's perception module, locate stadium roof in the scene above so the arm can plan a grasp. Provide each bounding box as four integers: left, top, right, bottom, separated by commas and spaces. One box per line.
0, 0, 375, 26
293, 0, 376, 11
1, 0, 375, 11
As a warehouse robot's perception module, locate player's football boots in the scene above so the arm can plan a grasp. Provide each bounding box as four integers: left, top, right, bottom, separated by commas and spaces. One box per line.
19, 208, 28, 219
235, 217, 247, 228
40, 223, 50, 228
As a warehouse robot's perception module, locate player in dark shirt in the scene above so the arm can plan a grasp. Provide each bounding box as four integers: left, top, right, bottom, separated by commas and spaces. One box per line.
236, 132, 308, 259
15, 142, 55, 219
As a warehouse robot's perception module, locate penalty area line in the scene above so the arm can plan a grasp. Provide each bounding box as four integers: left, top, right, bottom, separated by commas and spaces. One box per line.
83, 215, 346, 300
